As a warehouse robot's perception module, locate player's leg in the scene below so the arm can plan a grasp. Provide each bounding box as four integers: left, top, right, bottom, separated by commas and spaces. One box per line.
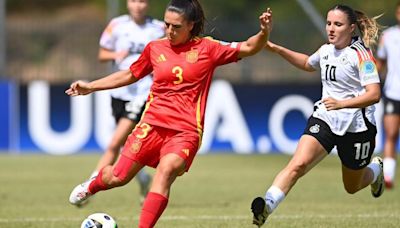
340, 157, 383, 196
69, 156, 144, 205
251, 135, 327, 227
382, 113, 400, 189
138, 130, 199, 228
338, 122, 384, 197
138, 153, 186, 228
69, 122, 158, 206
251, 117, 332, 227
92, 117, 135, 177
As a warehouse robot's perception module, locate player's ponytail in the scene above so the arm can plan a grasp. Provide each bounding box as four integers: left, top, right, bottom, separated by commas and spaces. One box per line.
354, 10, 383, 49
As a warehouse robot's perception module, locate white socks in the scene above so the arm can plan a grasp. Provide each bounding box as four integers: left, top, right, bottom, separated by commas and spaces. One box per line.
367, 162, 381, 183
383, 157, 396, 182
265, 185, 285, 213
90, 170, 99, 180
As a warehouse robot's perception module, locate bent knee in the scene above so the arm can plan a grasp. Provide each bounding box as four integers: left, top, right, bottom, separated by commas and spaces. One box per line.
343, 184, 359, 194
101, 166, 129, 187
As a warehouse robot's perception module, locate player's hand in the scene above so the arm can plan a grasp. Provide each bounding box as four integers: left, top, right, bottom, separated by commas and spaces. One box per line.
265, 41, 278, 52
322, 97, 343, 110
259, 8, 273, 36
65, 80, 93, 96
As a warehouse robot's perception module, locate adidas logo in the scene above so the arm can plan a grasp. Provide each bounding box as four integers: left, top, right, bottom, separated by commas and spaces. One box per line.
323, 55, 328, 60
182, 149, 190, 156
157, 54, 166, 62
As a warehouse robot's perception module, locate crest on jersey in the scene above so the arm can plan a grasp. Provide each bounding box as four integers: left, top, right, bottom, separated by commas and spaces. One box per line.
130, 139, 142, 154
186, 50, 199, 63
340, 55, 349, 65
309, 124, 320, 134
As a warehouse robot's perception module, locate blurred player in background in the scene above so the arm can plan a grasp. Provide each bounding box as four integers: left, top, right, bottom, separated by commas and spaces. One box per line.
251, 5, 383, 227
66, 0, 273, 227
91, 0, 164, 204
376, 1, 400, 189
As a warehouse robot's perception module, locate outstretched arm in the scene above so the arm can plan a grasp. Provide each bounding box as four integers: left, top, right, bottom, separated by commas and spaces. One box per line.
266, 41, 315, 72
238, 8, 273, 58
65, 69, 137, 96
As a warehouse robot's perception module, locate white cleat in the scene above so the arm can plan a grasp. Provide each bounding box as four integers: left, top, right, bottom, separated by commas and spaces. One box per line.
370, 157, 384, 198
69, 179, 93, 206
251, 197, 271, 227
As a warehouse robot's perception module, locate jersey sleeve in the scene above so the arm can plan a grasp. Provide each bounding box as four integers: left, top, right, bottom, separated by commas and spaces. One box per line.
357, 50, 380, 86
376, 32, 387, 59
207, 38, 241, 66
307, 47, 321, 69
129, 43, 153, 80
99, 19, 117, 50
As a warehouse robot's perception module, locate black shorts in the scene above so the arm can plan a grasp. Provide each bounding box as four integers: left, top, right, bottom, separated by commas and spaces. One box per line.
383, 96, 400, 115
111, 97, 146, 123
303, 116, 377, 170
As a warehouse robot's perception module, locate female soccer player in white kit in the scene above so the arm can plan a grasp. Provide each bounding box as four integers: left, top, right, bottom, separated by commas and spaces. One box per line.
376, 1, 400, 189
251, 5, 384, 227
91, 0, 164, 204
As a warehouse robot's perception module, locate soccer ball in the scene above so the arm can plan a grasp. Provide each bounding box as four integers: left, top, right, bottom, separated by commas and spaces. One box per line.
80, 213, 118, 228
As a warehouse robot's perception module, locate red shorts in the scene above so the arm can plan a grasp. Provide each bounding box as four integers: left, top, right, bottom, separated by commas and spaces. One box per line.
121, 122, 201, 172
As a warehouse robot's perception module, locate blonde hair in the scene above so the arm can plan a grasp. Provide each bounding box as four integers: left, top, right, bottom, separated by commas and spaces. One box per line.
354, 10, 383, 48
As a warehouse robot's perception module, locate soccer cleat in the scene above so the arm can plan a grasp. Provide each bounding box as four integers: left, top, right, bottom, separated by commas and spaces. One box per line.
370, 157, 385, 198
251, 197, 271, 227
69, 178, 94, 206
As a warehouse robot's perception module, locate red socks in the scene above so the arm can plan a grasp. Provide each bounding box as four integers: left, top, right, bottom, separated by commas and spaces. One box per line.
139, 192, 169, 228
88, 169, 108, 194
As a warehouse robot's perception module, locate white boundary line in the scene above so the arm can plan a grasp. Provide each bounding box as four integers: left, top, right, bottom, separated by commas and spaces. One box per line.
0, 213, 398, 223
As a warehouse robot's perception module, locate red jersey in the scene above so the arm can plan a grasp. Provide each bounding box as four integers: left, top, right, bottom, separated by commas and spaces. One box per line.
129, 37, 241, 135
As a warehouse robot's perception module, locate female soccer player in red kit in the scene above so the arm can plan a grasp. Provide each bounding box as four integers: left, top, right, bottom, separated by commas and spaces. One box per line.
66, 0, 273, 227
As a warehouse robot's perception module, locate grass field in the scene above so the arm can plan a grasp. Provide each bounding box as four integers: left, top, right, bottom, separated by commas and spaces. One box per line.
0, 153, 399, 228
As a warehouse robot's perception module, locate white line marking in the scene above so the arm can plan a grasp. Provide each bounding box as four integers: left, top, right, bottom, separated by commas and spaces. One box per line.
0, 213, 398, 223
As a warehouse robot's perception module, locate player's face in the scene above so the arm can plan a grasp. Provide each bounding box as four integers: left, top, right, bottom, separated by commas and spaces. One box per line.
326, 10, 355, 49
164, 11, 194, 46
127, 0, 148, 22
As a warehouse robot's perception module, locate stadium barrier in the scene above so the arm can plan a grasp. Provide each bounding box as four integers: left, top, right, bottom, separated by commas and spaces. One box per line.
0, 79, 391, 155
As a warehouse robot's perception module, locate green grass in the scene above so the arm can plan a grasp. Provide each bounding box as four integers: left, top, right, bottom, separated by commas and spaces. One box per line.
0, 154, 399, 227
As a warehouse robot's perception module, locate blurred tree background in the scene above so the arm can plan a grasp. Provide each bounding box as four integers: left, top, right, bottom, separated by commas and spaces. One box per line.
4, 0, 400, 84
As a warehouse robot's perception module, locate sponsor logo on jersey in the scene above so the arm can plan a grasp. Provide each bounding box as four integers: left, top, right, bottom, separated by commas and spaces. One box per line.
323, 55, 329, 60
309, 124, 320, 133
186, 50, 199, 63
359, 160, 367, 167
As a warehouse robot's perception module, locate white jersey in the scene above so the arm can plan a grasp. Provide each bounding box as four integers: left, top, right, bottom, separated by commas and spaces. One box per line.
100, 15, 165, 101
377, 25, 400, 101
307, 37, 380, 135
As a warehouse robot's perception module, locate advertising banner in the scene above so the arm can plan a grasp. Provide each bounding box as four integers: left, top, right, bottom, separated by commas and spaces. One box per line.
0, 80, 389, 155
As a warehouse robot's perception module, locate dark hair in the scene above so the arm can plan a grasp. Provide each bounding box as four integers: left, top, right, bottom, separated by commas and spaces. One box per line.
330, 4, 382, 48
166, 0, 205, 37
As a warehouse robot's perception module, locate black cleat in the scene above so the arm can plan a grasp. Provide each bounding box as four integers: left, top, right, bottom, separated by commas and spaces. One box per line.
251, 197, 270, 227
